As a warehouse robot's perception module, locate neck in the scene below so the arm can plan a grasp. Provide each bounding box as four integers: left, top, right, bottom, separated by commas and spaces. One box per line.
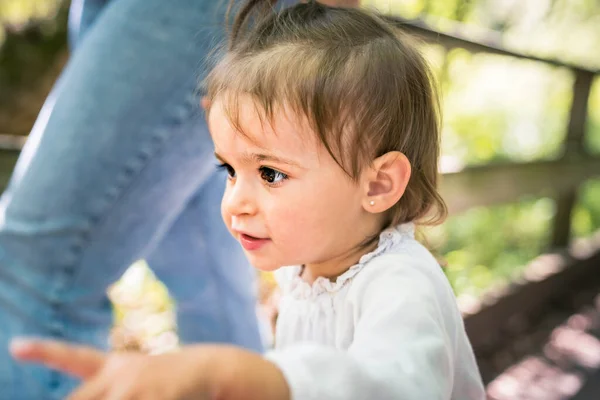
301, 235, 379, 285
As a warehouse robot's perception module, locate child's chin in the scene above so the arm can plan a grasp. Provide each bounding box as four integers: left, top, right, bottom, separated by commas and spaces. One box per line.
247, 257, 283, 272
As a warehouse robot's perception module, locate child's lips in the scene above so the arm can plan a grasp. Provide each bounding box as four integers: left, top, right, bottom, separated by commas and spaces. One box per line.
239, 233, 270, 251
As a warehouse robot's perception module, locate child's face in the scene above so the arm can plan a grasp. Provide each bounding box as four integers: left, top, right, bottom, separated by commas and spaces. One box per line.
208, 95, 378, 272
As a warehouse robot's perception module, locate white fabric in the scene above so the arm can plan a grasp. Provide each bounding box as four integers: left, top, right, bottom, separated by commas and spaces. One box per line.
265, 223, 486, 400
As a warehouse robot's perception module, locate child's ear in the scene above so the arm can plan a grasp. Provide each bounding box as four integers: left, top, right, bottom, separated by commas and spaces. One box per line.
361, 151, 411, 213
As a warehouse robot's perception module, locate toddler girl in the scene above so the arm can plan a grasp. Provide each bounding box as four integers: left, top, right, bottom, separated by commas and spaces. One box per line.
11, 1, 485, 398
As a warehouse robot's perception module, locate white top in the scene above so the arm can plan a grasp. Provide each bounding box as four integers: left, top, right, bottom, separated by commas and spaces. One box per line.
265, 223, 486, 400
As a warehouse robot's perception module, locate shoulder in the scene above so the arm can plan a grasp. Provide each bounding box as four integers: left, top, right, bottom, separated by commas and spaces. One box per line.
352, 239, 445, 292
348, 238, 458, 317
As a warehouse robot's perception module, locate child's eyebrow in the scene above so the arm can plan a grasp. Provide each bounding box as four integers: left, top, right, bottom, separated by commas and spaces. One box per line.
252, 153, 303, 168
214, 152, 228, 164
214, 151, 304, 169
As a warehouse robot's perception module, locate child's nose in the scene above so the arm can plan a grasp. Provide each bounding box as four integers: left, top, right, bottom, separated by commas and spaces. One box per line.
223, 179, 257, 217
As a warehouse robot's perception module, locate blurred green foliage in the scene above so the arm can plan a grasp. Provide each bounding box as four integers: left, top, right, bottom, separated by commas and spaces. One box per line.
424, 197, 555, 297
0, 0, 63, 46
586, 78, 600, 154
435, 48, 573, 167
0, 0, 62, 26
572, 179, 600, 239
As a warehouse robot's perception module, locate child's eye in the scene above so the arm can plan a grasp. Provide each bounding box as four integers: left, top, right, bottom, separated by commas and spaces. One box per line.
259, 166, 288, 185
217, 163, 236, 178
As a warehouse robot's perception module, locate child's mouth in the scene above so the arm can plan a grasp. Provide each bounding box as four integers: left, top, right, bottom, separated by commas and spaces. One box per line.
239, 233, 270, 251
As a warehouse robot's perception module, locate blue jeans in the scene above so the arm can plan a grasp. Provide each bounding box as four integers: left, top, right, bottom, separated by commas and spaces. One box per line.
0, 0, 262, 398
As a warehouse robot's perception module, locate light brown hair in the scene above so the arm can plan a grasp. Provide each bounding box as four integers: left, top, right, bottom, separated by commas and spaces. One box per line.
206, 0, 447, 227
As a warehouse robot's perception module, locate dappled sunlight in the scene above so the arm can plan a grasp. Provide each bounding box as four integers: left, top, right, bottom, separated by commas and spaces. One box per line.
487, 356, 585, 400
545, 326, 600, 369
457, 251, 567, 315
522, 253, 565, 282
570, 230, 600, 260
487, 295, 600, 400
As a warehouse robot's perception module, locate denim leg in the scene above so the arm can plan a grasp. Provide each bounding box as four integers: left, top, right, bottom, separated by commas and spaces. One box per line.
149, 171, 262, 348
67, 0, 112, 48
0, 0, 259, 398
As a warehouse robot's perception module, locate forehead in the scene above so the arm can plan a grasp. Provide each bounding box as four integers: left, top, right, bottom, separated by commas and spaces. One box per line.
208, 95, 320, 161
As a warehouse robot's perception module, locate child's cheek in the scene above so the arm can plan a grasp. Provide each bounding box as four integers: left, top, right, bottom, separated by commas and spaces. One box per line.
220, 197, 232, 232
274, 202, 316, 242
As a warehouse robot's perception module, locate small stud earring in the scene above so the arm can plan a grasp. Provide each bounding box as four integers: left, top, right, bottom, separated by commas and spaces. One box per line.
369, 200, 375, 206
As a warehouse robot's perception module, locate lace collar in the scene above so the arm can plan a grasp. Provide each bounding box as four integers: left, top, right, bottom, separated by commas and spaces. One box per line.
287, 223, 415, 299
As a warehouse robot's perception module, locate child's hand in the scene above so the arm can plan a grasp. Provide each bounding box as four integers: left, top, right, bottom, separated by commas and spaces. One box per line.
11, 337, 290, 400
10, 338, 211, 400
